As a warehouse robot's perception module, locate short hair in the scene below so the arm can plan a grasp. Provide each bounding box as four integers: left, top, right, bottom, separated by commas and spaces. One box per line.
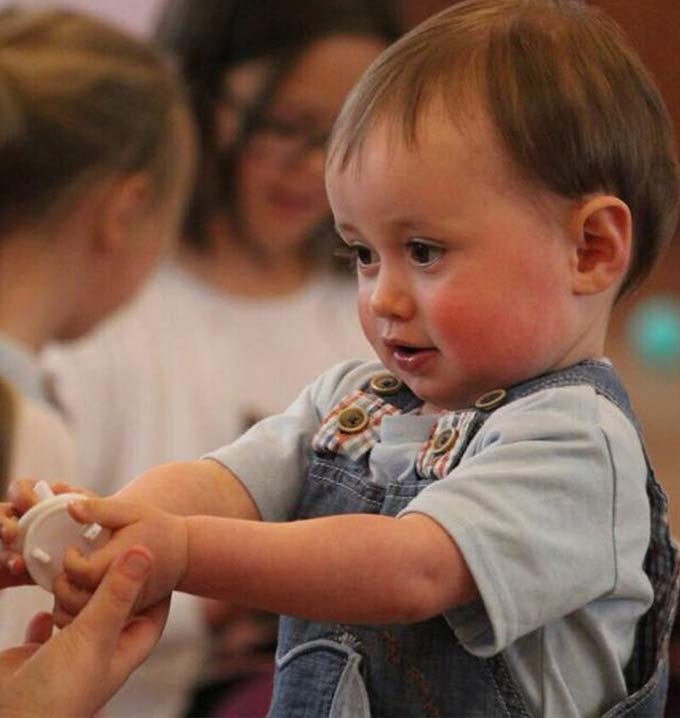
0, 9, 187, 234
330, 0, 680, 295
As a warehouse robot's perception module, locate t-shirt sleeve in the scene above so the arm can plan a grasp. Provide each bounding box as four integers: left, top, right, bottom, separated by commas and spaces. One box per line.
205, 360, 381, 521
399, 386, 648, 656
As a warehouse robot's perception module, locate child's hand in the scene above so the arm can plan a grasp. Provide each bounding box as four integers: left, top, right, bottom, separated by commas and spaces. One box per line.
0, 479, 98, 589
53, 498, 188, 626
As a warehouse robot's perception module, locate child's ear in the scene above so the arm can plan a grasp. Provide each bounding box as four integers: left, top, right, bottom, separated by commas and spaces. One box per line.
569, 195, 632, 296
95, 173, 153, 253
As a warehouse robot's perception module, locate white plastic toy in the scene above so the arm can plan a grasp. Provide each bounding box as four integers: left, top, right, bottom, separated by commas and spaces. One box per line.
11, 481, 110, 592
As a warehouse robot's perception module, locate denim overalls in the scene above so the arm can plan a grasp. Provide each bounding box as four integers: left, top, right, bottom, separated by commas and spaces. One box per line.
269, 361, 679, 718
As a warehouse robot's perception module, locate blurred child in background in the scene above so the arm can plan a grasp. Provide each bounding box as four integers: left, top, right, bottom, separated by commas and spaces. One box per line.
0, 0, 194, 693
44, 1, 400, 714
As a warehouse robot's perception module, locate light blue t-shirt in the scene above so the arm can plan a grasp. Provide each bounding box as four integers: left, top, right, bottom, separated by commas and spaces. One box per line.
207, 359, 653, 717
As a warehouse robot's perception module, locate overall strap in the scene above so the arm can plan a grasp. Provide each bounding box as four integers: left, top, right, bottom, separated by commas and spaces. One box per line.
367, 361, 678, 696
361, 371, 423, 413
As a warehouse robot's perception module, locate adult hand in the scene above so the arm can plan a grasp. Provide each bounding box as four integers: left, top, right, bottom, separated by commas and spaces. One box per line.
0, 545, 169, 718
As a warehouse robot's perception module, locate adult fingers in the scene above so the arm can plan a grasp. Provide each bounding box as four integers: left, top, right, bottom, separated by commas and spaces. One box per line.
110, 596, 171, 677
67, 546, 153, 656
0, 644, 40, 679
0, 548, 31, 589
7, 479, 39, 514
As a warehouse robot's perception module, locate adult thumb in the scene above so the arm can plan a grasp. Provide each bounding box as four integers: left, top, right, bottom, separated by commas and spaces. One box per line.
71, 546, 153, 653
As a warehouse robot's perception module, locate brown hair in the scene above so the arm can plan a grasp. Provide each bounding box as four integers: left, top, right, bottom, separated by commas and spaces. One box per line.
0, 378, 15, 496
330, 0, 680, 295
0, 8, 187, 234
156, 0, 402, 252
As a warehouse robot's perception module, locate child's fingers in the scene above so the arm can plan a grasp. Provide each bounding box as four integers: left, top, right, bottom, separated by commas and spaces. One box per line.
52, 571, 94, 616
52, 482, 97, 498
62, 546, 108, 591
67, 497, 142, 530
23, 612, 54, 645
52, 601, 76, 629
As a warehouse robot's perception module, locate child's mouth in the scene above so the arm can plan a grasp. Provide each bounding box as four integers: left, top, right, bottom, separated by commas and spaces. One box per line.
395, 345, 419, 356
391, 344, 437, 371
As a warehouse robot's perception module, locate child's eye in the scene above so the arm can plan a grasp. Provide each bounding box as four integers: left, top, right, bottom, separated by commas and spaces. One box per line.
408, 240, 444, 266
334, 243, 377, 268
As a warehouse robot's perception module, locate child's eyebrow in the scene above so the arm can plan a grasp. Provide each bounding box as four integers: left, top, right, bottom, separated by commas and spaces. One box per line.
336, 218, 419, 232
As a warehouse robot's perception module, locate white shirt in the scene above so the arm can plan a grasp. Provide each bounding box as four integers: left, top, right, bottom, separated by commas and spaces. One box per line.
0, 334, 77, 653
44, 262, 374, 717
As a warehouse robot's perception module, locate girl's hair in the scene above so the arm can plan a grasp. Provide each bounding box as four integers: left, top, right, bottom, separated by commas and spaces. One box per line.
0, 378, 15, 496
330, 0, 680, 295
0, 8, 187, 235
156, 0, 402, 251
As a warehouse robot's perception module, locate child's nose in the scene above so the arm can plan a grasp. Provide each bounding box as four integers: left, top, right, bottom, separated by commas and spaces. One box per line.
369, 270, 414, 319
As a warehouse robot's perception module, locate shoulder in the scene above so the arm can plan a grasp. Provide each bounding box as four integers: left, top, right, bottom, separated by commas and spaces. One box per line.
470, 383, 645, 486
307, 359, 386, 417
477, 383, 637, 442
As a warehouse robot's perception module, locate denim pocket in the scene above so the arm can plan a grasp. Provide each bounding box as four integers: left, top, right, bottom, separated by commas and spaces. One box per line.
269, 638, 371, 718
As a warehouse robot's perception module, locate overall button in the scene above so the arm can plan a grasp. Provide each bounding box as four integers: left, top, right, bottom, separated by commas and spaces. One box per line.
369, 372, 403, 396
432, 427, 459, 454
474, 388, 507, 410
338, 406, 369, 434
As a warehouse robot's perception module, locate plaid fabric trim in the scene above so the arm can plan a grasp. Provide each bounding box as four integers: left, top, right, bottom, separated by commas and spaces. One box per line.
625, 471, 680, 692
312, 390, 400, 462
415, 410, 477, 481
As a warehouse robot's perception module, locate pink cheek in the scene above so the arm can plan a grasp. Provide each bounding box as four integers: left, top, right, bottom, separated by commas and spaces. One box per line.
429, 300, 512, 366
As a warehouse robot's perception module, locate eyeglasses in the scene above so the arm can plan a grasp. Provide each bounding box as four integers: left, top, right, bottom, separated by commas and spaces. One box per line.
248, 114, 331, 163
220, 87, 330, 163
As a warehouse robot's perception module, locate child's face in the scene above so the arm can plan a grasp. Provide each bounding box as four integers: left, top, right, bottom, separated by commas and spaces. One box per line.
327, 108, 584, 411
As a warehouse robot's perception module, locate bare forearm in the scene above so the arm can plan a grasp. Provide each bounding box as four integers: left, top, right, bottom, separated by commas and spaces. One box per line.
179, 513, 477, 624
116, 460, 259, 520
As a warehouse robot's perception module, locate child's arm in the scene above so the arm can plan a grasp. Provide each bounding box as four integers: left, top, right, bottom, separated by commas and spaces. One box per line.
58, 496, 477, 626
181, 511, 478, 623
113, 459, 260, 521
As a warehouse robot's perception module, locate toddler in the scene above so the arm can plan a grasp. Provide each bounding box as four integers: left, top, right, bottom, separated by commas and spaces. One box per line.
10, 1, 680, 716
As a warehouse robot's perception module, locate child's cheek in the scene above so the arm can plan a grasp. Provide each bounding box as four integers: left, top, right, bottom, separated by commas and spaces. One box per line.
431, 298, 533, 374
